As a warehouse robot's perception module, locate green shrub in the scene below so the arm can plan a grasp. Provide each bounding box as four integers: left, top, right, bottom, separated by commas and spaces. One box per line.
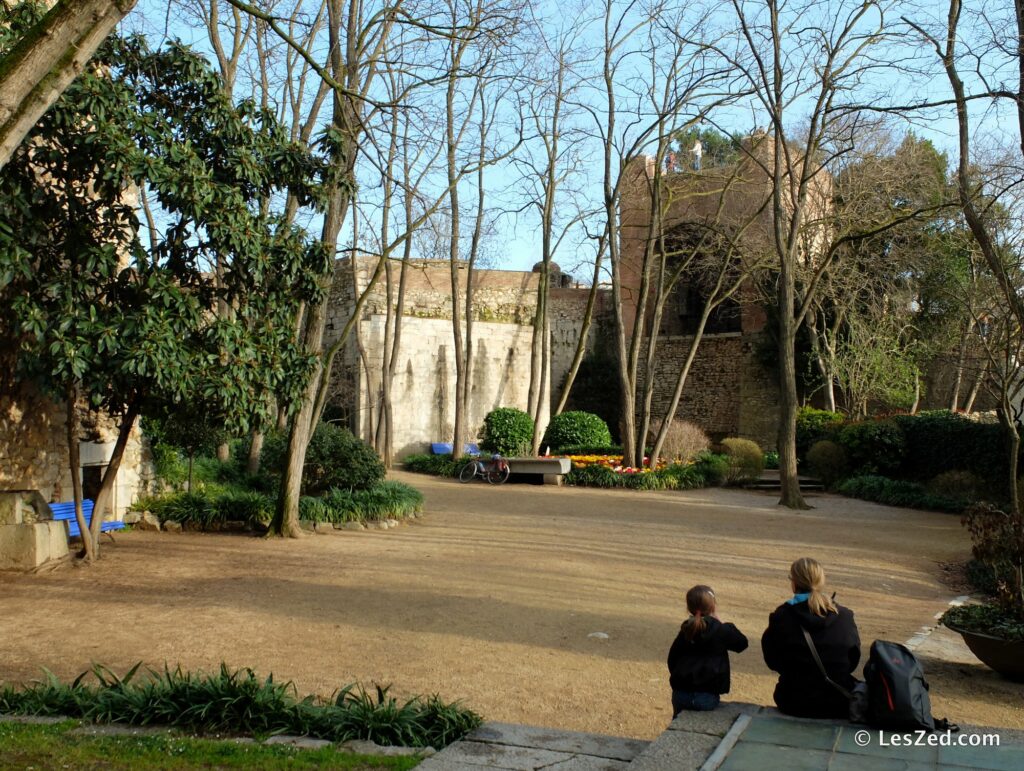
694, 451, 730, 486
892, 411, 1009, 488
838, 475, 964, 513
763, 450, 780, 470
721, 438, 764, 484
213, 490, 274, 525
403, 454, 465, 477
150, 442, 187, 486
796, 407, 844, 459
542, 411, 613, 452
927, 470, 984, 503
479, 408, 534, 455
302, 482, 424, 523
0, 664, 481, 749
806, 440, 848, 489
836, 420, 904, 476
565, 464, 621, 488
262, 422, 384, 494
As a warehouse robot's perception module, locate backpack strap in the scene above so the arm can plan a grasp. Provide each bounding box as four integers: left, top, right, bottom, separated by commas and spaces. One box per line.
801, 627, 853, 700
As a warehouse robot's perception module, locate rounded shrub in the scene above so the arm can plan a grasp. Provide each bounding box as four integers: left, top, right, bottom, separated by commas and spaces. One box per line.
721, 437, 764, 484
806, 440, 848, 489
261, 422, 384, 494
837, 419, 904, 476
796, 407, 844, 459
480, 407, 535, 455
928, 469, 984, 503
543, 411, 613, 452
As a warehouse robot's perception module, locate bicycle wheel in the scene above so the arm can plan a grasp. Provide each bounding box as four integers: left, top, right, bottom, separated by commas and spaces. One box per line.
487, 462, 510, 484
459, 461, 479, 483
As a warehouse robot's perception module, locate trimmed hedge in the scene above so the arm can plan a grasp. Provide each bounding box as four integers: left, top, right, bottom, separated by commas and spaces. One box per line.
837, 420, 904, 476
891, 411, 1009, 488
0, 664, 480, 749
555, 444, 624, 456
542, 411, 612, 452
837, 475, 965, 513
480, 408, 534, 455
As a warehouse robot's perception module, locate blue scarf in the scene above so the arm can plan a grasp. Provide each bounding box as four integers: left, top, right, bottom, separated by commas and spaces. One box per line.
787, 592, 811, 605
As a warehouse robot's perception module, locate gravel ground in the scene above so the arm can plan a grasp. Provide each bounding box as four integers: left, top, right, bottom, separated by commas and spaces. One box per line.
0, 471, 1020, 739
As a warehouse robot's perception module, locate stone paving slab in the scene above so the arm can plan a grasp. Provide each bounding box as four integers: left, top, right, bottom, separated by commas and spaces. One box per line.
466, 722, 647, 761
625, 729, 722, 771
417, 721, 645, 770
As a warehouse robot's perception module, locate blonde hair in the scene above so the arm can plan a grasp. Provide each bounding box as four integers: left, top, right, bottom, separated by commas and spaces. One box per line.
681, 585, 716, 641
789, 557, 837, 617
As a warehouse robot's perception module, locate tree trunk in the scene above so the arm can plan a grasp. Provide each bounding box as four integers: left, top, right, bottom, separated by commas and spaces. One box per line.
216, 442, 230, 463
0, 0, 138, 169
950, 328, 968, 410
65, 383, 94, 562
246, 429, 264, 475
89, 398, 141, 554
777, 260, 808, 509
964, 363, 985, 413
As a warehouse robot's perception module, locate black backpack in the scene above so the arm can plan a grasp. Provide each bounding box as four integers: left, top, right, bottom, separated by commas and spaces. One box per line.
863, 640, 936, 731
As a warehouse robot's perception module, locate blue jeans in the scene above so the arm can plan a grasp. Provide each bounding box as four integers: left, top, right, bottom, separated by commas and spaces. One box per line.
672, 691, 720, 716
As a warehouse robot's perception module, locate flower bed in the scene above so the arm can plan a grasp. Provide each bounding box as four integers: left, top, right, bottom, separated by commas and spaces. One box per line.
566, 455, 666, 474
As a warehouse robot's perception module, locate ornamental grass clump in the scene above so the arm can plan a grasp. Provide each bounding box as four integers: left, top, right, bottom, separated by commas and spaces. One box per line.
0, 664, 481, 749
721, 438, 763, 484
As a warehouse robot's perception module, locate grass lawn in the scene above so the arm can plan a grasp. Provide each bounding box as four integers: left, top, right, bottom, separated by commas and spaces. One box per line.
0, 721, 421, 770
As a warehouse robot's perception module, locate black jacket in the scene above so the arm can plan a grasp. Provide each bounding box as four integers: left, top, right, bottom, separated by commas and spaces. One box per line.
667, 616, 748, 695
761, 600, 861, 718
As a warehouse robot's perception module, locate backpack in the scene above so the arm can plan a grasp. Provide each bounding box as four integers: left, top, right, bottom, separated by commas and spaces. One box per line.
801, 632, 955, 731
863, 640, 936, 731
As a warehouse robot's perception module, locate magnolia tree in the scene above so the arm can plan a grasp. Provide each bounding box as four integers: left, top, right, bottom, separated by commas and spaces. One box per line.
0, 19, 328, 560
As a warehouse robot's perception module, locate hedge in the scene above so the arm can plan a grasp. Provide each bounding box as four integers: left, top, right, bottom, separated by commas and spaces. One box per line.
564, 453, 727, 491
837, 475, 966, 513
542, 411, 613, 452
480, 408, 534, 455
402, 454, 468, 477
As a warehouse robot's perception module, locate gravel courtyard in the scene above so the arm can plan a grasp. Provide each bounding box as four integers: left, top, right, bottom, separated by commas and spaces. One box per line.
1, 471, 1020, 739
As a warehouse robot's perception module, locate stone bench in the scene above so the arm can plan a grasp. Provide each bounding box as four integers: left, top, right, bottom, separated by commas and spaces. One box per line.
505, 457, 572, 485
0, 491, 69, 570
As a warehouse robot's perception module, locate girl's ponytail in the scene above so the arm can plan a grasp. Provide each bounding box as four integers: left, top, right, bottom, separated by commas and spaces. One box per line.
681, 585, 716, 641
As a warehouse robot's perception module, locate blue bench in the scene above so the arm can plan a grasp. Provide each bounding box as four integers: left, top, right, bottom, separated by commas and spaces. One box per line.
430, 442, 480, 456
49, 500, 125, 541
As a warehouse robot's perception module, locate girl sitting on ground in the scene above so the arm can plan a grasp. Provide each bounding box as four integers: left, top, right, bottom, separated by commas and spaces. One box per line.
667, 585, 749, 716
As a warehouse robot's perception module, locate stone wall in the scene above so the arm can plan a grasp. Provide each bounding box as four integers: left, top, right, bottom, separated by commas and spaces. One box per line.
0, 383, 153, 517
643, 332, 779, 449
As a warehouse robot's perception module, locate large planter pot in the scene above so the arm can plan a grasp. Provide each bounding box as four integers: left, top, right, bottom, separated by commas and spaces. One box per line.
946, 625, 1024, 682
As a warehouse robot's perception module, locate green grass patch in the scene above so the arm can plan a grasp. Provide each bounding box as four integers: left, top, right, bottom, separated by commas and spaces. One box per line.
0, 720, 420, 770
0, 664, 480, 750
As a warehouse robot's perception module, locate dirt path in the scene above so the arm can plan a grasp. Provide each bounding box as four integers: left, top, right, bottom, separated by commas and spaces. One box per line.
1, 473, 1020, 739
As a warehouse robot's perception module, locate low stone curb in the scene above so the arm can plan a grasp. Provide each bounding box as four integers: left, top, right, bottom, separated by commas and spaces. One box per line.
0, 715, 436, 758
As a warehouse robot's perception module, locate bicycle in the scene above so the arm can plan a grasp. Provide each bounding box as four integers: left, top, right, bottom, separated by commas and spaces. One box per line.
458, 454, 510, 484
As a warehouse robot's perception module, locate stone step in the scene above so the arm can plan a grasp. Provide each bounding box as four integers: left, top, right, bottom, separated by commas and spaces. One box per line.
417, 721, 649, 770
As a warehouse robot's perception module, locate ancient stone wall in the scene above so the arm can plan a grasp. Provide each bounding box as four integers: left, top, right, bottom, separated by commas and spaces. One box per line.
0, 383, 153, 517
642, 332, 779, 449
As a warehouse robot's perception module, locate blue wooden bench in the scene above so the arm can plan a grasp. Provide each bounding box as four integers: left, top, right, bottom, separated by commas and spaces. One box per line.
430, 442, 480, 456
49, 500, 125, 541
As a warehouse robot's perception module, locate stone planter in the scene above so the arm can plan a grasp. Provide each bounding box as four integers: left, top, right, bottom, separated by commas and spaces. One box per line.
945, 624, 1024, 682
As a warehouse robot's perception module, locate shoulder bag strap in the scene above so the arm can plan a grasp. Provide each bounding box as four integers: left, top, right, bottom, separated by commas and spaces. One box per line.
801, 627, 853, 700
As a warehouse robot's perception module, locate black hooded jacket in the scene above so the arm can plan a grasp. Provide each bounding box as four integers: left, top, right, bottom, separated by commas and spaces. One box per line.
761, 599, 861, 718
667, 616, 748, 695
